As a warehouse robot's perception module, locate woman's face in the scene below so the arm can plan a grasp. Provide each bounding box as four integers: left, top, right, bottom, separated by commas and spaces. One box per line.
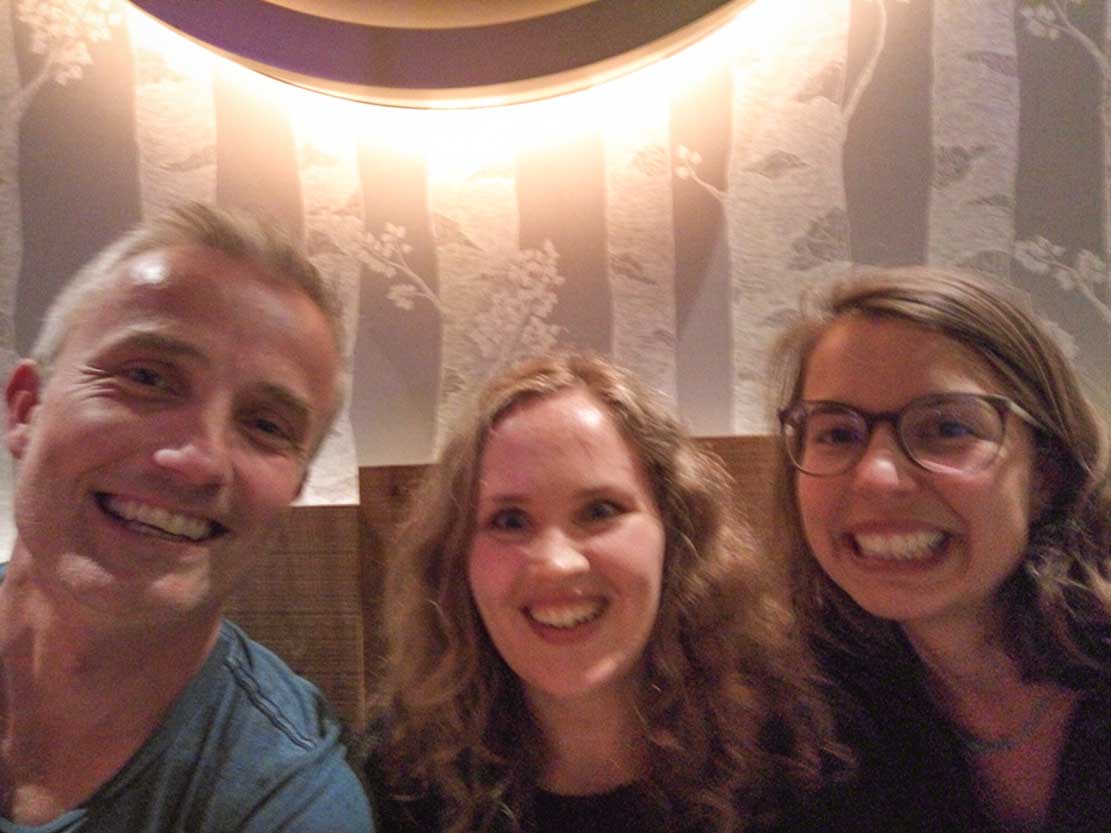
467, 388, 665, 713
794, 315, 1042, 638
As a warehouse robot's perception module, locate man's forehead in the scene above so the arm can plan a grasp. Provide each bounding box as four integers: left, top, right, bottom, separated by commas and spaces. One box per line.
89, 246, 311, 324
127, 251, 176, 287
117, 245, 244, 293
62, 249, 333, 377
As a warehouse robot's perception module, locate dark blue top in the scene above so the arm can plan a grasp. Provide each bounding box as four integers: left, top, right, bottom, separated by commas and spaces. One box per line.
0, 569, 371, 833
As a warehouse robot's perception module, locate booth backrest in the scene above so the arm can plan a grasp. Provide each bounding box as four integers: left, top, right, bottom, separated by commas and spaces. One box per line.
226, 435, 779, 728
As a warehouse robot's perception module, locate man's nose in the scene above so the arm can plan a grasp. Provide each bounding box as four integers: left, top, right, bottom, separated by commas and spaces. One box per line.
151, 408, 233, 488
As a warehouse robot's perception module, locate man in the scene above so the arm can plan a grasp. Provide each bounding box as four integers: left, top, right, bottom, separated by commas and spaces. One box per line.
0, 203, 372, 831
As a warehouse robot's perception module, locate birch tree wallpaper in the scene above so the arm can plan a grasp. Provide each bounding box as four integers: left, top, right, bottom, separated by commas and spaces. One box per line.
2, 0, 1110, 556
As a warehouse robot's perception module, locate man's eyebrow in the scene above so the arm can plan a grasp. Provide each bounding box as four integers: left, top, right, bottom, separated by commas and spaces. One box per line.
256, 383, 313, 426
107, 329, 208, 363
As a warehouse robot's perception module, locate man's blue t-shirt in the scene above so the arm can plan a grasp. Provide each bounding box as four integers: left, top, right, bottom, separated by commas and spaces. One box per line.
0, 584, 372, 833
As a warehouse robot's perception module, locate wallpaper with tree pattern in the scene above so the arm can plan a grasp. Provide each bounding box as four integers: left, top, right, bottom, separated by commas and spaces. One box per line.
2, 1, 1110, 557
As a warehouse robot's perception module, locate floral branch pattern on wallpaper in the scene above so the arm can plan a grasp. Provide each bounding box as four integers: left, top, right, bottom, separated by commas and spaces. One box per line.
8, 0, 121, 122
1017, 0, 1111, 334
1015, 237, 1111, 326
468, 240, 565, 367
439, 233, 568, 438
348, 218, 567, 403
356, 222, 443, 313
355, 220, 566, 365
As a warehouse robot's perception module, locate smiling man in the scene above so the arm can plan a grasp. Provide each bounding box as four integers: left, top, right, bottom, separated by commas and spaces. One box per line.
0, 203, 371, 831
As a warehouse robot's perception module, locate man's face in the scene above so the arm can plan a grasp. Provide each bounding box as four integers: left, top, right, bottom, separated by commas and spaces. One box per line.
6, 245, 340, 629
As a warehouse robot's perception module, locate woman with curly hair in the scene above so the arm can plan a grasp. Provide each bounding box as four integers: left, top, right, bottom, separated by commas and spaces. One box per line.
768, 267, 1111, 832
366, 352, 834, 833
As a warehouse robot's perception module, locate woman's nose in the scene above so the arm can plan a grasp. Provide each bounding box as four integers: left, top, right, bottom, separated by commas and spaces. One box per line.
848, 424, 917, 493
528, 529, 590, 575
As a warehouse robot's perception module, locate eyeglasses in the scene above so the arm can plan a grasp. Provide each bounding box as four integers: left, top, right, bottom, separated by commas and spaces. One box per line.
778, 393, 1039, 477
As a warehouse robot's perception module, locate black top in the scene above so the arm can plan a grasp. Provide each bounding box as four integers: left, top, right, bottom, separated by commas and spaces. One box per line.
532, 785, 661, 833
798, 639, 1111, 833
370, 779, 671, 833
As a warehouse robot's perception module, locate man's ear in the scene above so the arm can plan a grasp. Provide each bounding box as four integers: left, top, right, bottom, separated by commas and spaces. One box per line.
6, 360, 42, 460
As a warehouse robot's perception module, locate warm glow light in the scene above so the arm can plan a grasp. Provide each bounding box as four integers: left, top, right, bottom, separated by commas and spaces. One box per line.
289, 0, 806, 168
127, 2, 211, 72
128, 0, 758, 108
127, 0, 807, 176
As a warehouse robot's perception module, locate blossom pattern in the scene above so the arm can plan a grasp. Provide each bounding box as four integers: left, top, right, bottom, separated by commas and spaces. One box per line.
354, 221, 565, 370
8, 0, 122, 121
1014, 238, 1111, 326
1014, 0, 1111, 334
469, 240, 564, 366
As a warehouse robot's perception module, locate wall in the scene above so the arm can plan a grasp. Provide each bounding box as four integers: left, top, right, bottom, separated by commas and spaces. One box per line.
2, 0, 1110, 556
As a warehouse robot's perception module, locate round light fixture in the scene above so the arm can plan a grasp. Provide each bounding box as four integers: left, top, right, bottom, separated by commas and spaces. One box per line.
127, 0, 755, 108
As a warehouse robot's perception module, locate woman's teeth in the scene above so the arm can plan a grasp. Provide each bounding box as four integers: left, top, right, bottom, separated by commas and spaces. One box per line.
853, 530, 946, 561
527, 599, 606, 629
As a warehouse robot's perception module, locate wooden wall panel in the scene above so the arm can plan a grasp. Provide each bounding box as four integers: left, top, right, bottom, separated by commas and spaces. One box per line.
225, 504, 364, 727
698, 435, 778, 542
358, 464, 427, 691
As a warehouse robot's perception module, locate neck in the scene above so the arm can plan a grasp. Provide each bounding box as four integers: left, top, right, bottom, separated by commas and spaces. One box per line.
902, 604, 1018, 692
901, 606, 1074, 756
529, 683, 647, 796
0, 552, 221, 771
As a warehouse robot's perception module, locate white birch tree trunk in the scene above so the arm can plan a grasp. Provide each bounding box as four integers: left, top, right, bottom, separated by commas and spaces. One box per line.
928, 0, 1019, 275
128, 11, 216, 216
604, 107, 678, 406
727, 0, 852, 432
428, 147, 521, 445
291, 123, 363, 504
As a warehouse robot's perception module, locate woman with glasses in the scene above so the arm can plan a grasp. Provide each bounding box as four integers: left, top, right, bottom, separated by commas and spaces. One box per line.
768, 266, 1111, 833
366, 352, 835, 833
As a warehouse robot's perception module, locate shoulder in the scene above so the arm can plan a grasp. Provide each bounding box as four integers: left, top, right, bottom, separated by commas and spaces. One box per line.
168, 621, 373, 832
216, 619, 337, 743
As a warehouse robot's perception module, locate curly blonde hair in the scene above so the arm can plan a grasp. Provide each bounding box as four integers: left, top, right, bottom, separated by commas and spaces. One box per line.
768, 266, 1111, 681
370, 352, 834, 833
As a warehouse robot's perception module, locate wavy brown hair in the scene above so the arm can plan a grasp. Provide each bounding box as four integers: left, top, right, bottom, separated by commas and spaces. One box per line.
768, 266, 1111, 682
370, 352, 834, 833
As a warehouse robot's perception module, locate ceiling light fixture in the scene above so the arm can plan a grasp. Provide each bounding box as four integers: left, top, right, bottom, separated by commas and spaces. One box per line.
127, 0, 756, 109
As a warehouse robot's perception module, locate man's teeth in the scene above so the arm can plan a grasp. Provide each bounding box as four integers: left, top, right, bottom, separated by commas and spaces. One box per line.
528, 599, 606, 629
105, 496, 213, 541
854, 531, 945, 561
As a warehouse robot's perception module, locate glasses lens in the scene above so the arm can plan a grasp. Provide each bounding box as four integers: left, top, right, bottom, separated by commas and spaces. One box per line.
901, 396, 1005, 473
787, 405, 867, 475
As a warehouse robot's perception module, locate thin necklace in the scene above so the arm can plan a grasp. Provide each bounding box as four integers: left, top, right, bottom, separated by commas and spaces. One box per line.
953, 687, 1056, 755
